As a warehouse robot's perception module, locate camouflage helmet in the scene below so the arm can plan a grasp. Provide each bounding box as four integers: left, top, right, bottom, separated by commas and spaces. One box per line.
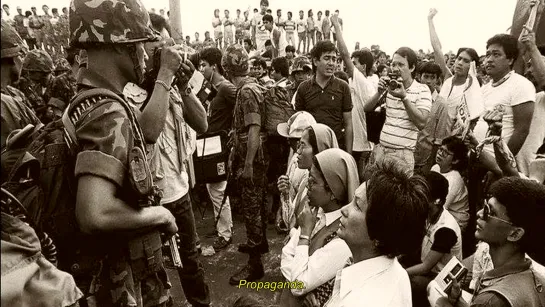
290, 56, 312, 74
221, 44, 250, 77
69, 0, 158, 48
1, 20, 24, 59
22, 49, 55, 73
54, 58, 72, 73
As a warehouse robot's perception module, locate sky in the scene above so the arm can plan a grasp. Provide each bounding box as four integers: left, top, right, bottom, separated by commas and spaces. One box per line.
3, 0, 517, 55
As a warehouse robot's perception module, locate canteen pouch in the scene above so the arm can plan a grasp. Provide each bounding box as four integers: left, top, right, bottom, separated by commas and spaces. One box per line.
127, 230, 163, 281
128, 145, 153, 199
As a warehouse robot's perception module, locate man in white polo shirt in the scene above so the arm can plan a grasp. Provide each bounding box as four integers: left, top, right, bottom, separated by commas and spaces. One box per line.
365, 47, 432, 173
474, 34, 535, 165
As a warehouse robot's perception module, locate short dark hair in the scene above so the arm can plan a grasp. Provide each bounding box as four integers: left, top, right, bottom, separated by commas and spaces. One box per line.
272, 57, 290, 78
365, 160, 429, 257
299, 10, 304, 14
51, 8, 58, 14
425, 171, 449, 204
318, 11, 322, 15
189, 52, 200, 69
418, 62, 442, 79
285, 45, 295, 53
224, 9, 229, 13
486, 34, 519, 65
325, 10, 330, 15
335, 10, 340, 13
262, 14, 273, 23
3, 4, 9, 8
310, 40, 338, 67
489, 177, 545, 263
200, 47, 224, 75
243, 38, 253, 46
334, 71, 349, 83
376, 63, 388, 75
351, 49, 374, 75
394, 47, 418, 77
264, 39, 272, 47
277, 9, 281, 13
442, 136, 469, 172
252, 57, 268, 70
260, 0, 269, 7
287, 11, 292, 17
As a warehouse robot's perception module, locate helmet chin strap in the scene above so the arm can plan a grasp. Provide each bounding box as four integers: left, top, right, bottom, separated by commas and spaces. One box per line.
127, 44, 145, 86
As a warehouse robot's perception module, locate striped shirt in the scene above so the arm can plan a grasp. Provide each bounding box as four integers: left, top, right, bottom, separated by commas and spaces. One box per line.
380, 80, 432, 150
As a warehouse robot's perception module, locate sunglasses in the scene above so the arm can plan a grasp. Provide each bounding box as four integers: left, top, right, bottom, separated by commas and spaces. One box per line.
482, 201, 513, 225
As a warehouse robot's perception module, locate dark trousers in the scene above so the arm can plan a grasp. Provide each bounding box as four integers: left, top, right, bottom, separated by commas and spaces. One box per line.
239, 162, 269, 251
164, 194, 210, 307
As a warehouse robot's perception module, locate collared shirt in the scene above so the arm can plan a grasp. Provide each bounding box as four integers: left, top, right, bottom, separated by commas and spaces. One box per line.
380, 79, 432, 150
281, 207, 351, 295
295, 76, 353, 142
325, 256, 411, 307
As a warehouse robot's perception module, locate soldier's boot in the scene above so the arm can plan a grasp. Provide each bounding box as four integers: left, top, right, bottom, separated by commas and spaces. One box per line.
229, 255, 264, 285
237, 240, 269, 254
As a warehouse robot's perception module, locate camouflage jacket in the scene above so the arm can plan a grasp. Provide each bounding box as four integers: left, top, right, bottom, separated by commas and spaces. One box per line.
48, 72, 77, 109
0, 86, 42, 147
73, 68, 170, 307
13, 76, 49, 118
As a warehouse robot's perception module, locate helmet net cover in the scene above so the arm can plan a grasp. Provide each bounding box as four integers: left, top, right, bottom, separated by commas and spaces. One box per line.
1, 20, 24, 59
69, 0, 158, 48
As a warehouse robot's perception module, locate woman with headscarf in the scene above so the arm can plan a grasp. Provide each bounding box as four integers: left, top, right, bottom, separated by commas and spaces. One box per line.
281, 148, 359, 307
280, 123, 339, 231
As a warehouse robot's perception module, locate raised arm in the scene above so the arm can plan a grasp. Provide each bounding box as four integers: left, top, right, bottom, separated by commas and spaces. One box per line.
331, 14, 354, 77
428, 8, 452, 80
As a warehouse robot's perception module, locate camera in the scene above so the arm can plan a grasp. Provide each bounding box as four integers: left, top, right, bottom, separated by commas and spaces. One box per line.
388, 73, 402, 91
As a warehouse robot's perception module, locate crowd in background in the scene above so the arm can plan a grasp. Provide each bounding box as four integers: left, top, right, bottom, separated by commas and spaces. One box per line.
2, 0, 545, 306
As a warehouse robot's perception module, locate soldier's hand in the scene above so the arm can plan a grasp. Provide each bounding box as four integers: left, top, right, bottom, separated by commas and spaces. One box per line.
241, 164, 254, 183
277, 175, 290, 194
158, 207, 178, 237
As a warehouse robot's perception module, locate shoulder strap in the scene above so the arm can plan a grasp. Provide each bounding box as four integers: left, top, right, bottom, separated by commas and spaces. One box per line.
62, 88, 146, 151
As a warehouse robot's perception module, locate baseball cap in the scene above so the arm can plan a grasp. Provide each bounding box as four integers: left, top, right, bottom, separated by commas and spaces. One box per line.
277, 111, 316, 138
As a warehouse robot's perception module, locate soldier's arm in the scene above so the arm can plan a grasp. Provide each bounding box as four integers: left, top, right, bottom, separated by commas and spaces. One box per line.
241, 87, 262, 167
74, 101, 175, 234
76, 175, 173, 234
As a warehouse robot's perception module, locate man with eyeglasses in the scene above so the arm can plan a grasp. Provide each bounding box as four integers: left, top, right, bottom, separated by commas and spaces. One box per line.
365, 47, 432, 174
437, 177, 545, 307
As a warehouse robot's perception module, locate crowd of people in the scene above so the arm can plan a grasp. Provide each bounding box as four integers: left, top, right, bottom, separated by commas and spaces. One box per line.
1, 0, 545, 307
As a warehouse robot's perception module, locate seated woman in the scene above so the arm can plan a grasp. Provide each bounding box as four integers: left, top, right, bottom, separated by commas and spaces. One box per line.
406, 171, 463, 306
276, 111, 317, 232
432, 136, 470, 232
281, 148, 359, 306
278, 123, 339, 231
324, 160, 429, 307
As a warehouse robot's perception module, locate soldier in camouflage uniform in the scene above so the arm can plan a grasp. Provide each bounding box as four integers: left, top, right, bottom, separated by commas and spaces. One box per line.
68, 0, 179, 306
42, 58, 77, 123
287, 55, 312, 102
222, 44, 270, 285
1, 20, 42, 147
14, 49, 55, 121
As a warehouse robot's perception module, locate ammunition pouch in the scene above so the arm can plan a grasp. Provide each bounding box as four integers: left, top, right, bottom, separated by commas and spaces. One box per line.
127, 230, 163, 281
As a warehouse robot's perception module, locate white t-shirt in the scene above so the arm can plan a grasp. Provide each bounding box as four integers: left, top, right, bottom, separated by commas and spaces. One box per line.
474, 72, 536, 154
517, 92, 545, 176
315, 18, 323, 33
431, 165, 469, 230
369, 74, 379, 91
349, 69, 376, 152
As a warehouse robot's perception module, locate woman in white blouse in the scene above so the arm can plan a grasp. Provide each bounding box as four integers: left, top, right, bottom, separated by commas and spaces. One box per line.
281, 148, 359, 306
324, 160, 429, 307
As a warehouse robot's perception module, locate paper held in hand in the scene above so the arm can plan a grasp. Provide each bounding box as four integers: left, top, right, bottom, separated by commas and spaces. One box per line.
427, 257, 472, 306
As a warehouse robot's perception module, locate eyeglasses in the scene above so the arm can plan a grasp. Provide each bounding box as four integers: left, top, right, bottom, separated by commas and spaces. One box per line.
482, 201, 513, 225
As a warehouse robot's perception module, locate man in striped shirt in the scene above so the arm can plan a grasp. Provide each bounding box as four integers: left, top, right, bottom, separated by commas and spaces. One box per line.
365, 47, 432, 173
